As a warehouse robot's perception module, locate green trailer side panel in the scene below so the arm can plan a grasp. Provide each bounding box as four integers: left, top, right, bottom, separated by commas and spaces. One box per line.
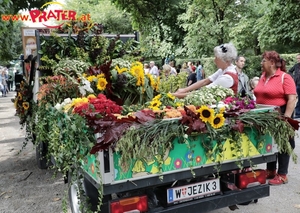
82, 127, 273, 181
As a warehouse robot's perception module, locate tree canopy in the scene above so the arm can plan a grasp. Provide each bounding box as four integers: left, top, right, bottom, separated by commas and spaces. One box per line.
1, 0, 300, 63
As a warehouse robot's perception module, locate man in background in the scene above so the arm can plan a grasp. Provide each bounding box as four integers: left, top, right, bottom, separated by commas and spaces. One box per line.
235, 56, 251, 97
196, 60, 205, 81
149, 61, 159, 77
288, 54, 300, 118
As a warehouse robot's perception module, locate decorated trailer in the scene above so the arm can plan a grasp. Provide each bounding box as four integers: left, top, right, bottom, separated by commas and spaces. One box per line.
68, 106, 278, 213
14, 23, 297, 213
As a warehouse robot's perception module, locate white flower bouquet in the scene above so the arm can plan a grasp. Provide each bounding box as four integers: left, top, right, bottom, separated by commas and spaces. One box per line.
183, 85, 234, 106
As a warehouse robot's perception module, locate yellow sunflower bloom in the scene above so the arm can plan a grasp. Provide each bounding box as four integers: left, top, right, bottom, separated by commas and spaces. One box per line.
167, 93, 175, 100
149, 99, 162, 110
96, 73, 105, 78
97, 78, 108, 91
197, 105, 214, 123
210, 113, 225, 129
130, 64, 145, 86
18, 93, 23, 101
22, 102, 30, 110
147, 74, 157, 90
115, 65, 128, 74
153, 94, 162, 101
87, 75, 96, 82
175, 102, 184, 107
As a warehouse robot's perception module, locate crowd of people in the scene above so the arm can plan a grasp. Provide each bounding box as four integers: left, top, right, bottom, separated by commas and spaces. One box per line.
0, 66, 22, 97
143, 59, 206, 88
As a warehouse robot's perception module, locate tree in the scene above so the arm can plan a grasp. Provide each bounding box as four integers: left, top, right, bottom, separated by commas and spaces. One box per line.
256, 0, 300, 53
178, 0, 251, 57
0, 21, 23, 64
64, 0, 133, 34
112, 0, 188, 59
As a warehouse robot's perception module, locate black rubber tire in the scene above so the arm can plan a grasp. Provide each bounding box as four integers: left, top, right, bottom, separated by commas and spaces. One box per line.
35, 141, 49, 169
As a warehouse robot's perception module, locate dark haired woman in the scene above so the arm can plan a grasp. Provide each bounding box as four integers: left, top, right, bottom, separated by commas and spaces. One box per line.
254, 50, 297, 185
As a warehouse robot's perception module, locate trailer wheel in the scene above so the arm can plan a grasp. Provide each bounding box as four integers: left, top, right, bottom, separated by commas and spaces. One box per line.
68, 171, 99, 213
68, 171, 83, 213
36, 141, 49, 169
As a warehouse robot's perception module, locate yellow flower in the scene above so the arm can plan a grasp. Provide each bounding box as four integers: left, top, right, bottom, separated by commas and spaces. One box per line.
197, 105, 214, 123
22, 102, 30, 110
219, 106, 225, 114
149, 99, 162, 110
115, 65, 128, 74
210, 113, 225, 129
87, 75, 96, 82
18, 93, 23, 101
14, 97, 19, 109
130, 64, 145, 86
175, 102, 184, 107
72, 97, 89, 107
87, 94, 96, 99
167, 93, 175, 100
96, 73, 105, 78
97, 78, 108, 91
63, 103, 73, 112
153, 94, 162, 101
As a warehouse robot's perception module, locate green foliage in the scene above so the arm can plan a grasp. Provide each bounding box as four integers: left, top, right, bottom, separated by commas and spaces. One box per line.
39, 31, 141, 69
35, 105, 95, 174
112, 0, 188, 58
64, 0, 133, 34
239, 111, 297, 163
0, 21, 23, 63
115, 119, 185, 172
256, 0, 300, 51
158, 72, 188, 93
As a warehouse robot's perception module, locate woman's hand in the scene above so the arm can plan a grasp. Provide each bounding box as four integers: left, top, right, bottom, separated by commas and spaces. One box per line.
172, 92, 189, 99
176, 88, 187, 94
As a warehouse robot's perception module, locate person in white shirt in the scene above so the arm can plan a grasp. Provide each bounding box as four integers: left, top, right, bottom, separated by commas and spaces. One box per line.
169, 61, 177, 76
173, 42, 238, 98
149, 61, 159, 77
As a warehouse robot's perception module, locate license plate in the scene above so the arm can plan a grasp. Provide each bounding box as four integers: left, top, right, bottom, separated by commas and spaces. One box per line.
167, 178, 220, 204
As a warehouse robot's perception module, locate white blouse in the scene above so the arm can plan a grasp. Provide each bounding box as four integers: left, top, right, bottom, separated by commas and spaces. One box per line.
206, 64, 236, 88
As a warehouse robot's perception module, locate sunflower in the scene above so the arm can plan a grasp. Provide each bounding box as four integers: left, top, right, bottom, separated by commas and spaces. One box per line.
175, 102, 184, 107
153, 94, 162, 101
115, 65, 128, 74
86, 75, 96, 82
96, 73, 105, 78
18, 93, 23, 101
130, 64, 145, 86
149, 99, 162, 110
146, 74, 155, 89
97, 78, 108, 91
197, 105, 214, 123
210, 113, 225, 129
167, 93, 175, 100
22, 102, 30, 110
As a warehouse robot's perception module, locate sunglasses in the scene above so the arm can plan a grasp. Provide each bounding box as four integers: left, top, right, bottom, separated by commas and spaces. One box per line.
220, 44, 227, 53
